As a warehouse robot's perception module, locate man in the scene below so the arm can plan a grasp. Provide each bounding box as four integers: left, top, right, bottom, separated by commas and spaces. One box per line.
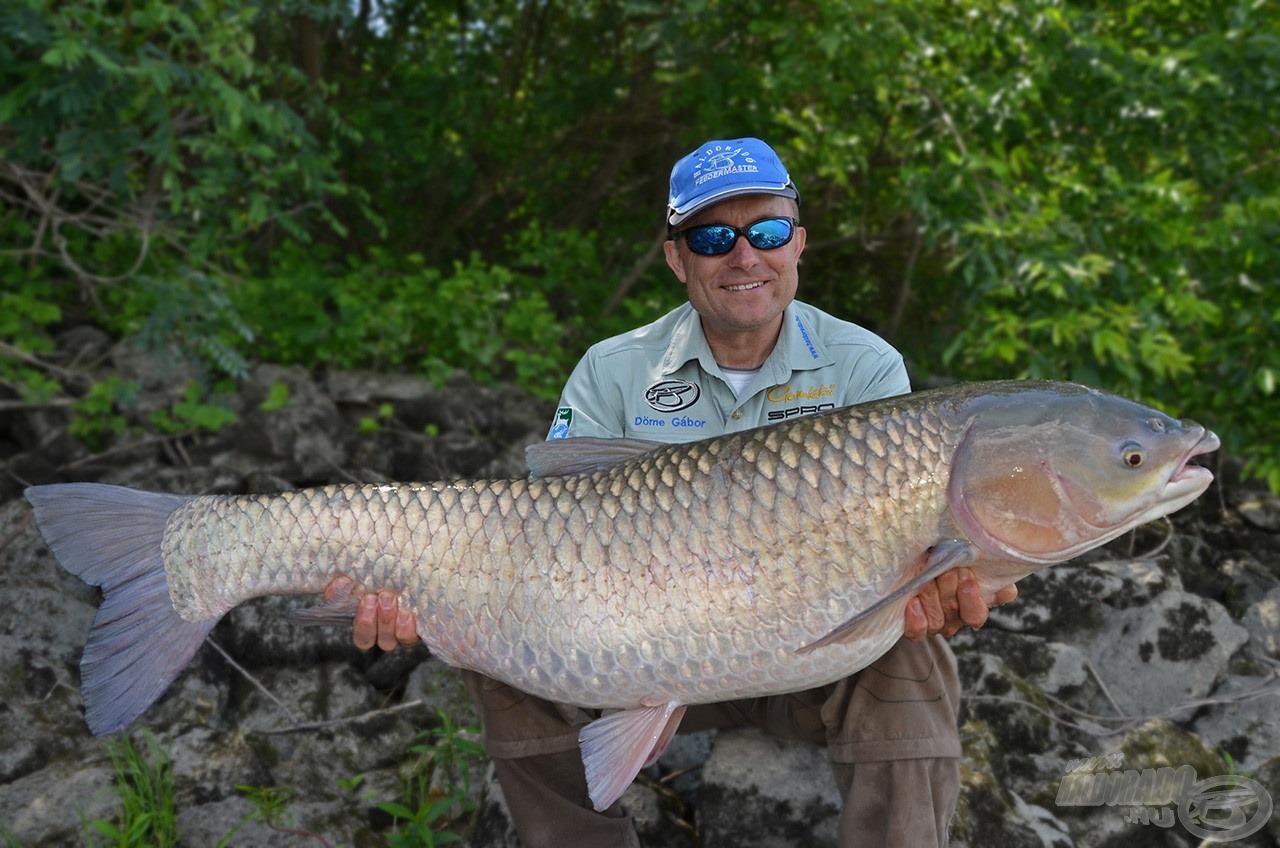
341, 137, 1015, 846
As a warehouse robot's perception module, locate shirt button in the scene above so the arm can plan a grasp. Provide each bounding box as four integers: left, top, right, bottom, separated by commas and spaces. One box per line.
732, 410, 743, 420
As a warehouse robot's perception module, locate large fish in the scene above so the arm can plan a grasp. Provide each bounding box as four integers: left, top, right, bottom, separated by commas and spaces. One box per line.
26, 380, 1218, 810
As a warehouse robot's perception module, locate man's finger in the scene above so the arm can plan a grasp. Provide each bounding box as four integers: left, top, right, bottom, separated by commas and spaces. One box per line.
915, 580, 947, 634
376, 591, 399, 652
395, 609, 421, 647
990, 584, 1018, 607
956, 569, 990, 629
905, 597, 929, 642
354, 594, 378, 651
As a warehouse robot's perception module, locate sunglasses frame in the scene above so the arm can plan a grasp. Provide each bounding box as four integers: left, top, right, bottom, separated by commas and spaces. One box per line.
675, 216, 800, 257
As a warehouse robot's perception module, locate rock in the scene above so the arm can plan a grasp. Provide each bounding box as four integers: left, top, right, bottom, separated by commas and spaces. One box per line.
1256, 757, 1280, 846
1245, 588, 1280, 665
1192, 675, 1280, 772
236, 363, 349, 482
0, 754, 118, 846
1084, 590, 1249, 718
959, 649, 1056, 769
1219, 553, 1280, 615
983, 559, 1166, 636
1051, 719, 1233, 848
623, 779, 699, 848
655, 728, 715, 801
1239, 494, 1280, 533
0, 500, 99, 784
951, 720, 1069, 848
696, 727, 841, 848
55, 324, 113, 365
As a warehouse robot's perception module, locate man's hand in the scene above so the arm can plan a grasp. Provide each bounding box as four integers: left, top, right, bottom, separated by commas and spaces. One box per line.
904, 568, 1017, 641
325, 576, 421, 651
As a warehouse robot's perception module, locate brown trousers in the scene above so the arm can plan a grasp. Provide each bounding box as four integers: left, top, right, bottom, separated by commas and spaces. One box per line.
463, 636, 961, 847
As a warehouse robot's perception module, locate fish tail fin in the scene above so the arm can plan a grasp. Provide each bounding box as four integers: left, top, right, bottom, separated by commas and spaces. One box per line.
25, 483, 220, 735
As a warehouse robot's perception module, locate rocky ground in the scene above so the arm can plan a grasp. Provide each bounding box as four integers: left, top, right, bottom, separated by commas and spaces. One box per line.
2, 330, 1278, 847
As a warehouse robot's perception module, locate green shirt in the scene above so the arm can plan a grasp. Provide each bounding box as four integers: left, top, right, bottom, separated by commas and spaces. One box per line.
547, 300, 910, 442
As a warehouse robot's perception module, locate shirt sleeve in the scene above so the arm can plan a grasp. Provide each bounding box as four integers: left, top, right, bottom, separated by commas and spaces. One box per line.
546, 346, 628, 440
862, 349, 912, 401
835, 343, 911, 407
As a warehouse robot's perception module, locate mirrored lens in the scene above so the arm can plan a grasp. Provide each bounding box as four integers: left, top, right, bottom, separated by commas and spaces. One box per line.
681, 217, 796, 256
745, 218, 794, 250
685, 225, 738, 256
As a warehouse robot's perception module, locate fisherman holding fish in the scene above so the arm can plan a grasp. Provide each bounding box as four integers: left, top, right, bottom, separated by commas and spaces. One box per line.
345, 138, 1018, 847
29, 137, 1218, 846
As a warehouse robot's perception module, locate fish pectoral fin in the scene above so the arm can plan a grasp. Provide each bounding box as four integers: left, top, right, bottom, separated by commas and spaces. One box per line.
579, 702, 687, 811
796, 539, 978, 656
288, 581, 361, 627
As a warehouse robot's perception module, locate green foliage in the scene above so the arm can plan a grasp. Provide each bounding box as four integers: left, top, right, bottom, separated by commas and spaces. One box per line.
68, 377, 237, 449
88, 734, 177, 848
103, 269, 255, 381
230, 785, 331, 847
259, 381, 292, 412
4, 0, 1278, 487
70, 377, 137, 449
377, 709, 485, 847
232, 244, 578, 399
752, 0, 1280, 485
0, 0, 360, 409
1, 0, 358, 263
0, 271, 63, 403
149, 381, 239, 434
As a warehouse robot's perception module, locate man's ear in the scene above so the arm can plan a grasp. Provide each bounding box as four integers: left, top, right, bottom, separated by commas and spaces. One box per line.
663, 239, 687, 284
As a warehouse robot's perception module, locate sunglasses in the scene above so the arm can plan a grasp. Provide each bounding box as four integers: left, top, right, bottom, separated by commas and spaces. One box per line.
676, 216, 799, 257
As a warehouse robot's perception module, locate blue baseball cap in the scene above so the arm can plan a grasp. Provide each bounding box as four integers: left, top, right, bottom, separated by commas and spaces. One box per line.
667, 137, 799, 228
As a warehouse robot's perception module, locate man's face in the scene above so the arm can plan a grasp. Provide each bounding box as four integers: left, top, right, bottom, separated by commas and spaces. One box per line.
663, 194, 806, 341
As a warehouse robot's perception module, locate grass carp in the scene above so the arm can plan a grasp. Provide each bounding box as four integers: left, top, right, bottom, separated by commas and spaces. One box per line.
25, 380, 1219, 810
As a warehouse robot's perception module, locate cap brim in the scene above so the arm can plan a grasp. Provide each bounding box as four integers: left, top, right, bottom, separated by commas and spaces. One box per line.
668, 185, 799, 228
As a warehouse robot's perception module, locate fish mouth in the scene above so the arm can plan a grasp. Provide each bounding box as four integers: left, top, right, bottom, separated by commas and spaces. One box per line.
1170, 428, 1220, 486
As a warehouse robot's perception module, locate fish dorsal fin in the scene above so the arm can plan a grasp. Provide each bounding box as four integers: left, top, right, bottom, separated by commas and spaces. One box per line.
796, 539, 977, 655
525, 437, 665, 478
578, 702, 687, 811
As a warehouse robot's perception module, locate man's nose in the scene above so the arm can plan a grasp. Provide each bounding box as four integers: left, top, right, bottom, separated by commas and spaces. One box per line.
724, 234, 761, 269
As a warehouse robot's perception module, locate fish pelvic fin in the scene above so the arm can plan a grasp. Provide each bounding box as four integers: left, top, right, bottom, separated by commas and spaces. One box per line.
25, 483, 218, 735
288, 580, 361, 626
579, 702, 687, 811
796, 539, 978, 656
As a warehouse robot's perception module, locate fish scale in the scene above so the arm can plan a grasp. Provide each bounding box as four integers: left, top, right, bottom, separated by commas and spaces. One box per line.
26, 380, 1219, 812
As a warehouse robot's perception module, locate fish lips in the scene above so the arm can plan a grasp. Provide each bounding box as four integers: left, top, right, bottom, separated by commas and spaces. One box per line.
1144, 425, 1219, 524
1168, 426, 1219, 488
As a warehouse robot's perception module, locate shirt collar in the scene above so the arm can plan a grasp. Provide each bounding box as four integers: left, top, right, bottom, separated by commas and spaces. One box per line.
660, 302, 834, 379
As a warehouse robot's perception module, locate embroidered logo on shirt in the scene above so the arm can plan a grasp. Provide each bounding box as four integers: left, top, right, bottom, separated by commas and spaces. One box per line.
767, 384, 836, 403
644, 379, 701, 413
548, 407, 573, 440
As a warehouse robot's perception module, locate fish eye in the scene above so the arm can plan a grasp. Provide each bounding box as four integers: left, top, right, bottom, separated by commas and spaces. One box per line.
1122, 442, 1146, 468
